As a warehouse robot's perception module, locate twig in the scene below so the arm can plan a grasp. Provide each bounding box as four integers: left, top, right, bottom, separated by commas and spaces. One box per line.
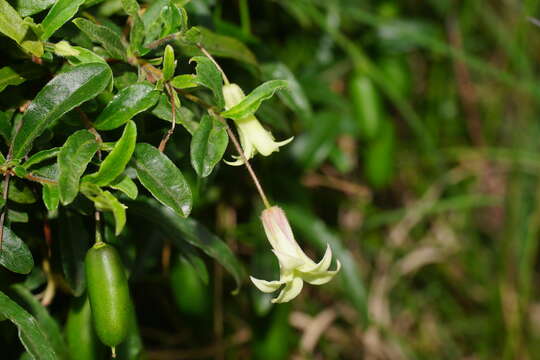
158, 84, 177, 152
224, 123, 271, 209
0, 116, 22, 250
175, 85, 272, 208
196, 45, 230, 85
145, 32, 182, 50
0, 171, 11, 250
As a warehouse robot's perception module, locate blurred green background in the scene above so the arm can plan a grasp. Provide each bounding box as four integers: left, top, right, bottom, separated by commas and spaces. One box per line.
3, 0, 540, 359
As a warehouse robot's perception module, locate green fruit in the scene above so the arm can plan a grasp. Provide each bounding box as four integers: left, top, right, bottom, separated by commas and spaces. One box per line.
364, 119, 396, 188
349, 73, 381, 140
65, 294, 105, 360
170, 257, 209, 316
85, 242, 131, 348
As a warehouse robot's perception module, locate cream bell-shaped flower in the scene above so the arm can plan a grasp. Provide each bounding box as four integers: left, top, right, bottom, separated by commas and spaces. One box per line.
250, 206, 341, 303
222, 84, 293, 166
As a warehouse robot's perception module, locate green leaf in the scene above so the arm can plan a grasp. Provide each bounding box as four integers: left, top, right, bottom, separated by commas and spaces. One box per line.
131, 143, 192, 217
162, 45, 175, 81
221, 80, 288, 120
283, 205, 368, 322
84, 121, 137, 186
109, 175, 138, 200
121, 0, 144, 54
0, 0, 29, 44
10, 284, 68, 359
12, 63, 111, 160
261, 62, 312, 117
0, 0, 43, 56
41, 0, 85, 40
127, 197, 244, 291
178, 26, 257, 65
16, 0, 55, 16
58, 130, 100, 205
151, 93, 198, 135
80, 182, 127, 235
59, 209, 90, 296
42, 184, 59, 211
0, 110, 12, 144
190, 115, 228, 177
73, 17, 127, 60
66, 47, 107, 65
0, 67, 26, 93
94, 83, 159, 130
8, 180, 36, 204
0, 290, 58, 360
23, 147, 60, 169
190, 56, 224, 109
0, 227, 34, 274
170, 74, 198, 89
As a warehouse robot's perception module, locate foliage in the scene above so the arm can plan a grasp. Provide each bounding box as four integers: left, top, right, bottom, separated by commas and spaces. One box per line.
0, 0, 538, 359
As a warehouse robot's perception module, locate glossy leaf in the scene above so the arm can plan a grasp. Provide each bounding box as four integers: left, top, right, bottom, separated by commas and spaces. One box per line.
59, 210, 90, 296
127, 197, 244, 290
110, 175, 138, 200
121, 0, 144, 54
131, 143, 192, 217
84, 121, 137, 187
80, 182, 127, 235
12, 63, 111, 160
16, 0, 55, 16
73, 18, 127, 60
42, 184, 60, 211
94, 83, 159, 130
0, 67, 26, 93
190, 56, 224, 109
178, 26, 257, 65
41, 0, 85, 40
10, 284, 68, 359
190, 115, 228, 177
261, 62, 312, 117
170, 74, 198, 89
0, 0, 43, 56
0, 227, 34, 274
58, 130, 100, 205
221, 80, 288, 120
0, 290, 58, 360
151, 94, 198, 135
23, 147, 60, 169
8, 180, 36, 204
162, 45, 175, 81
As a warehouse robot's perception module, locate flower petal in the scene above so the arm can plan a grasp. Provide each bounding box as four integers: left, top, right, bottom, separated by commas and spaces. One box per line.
250, 276, 284, 293
272, 277, 304, 303
298, 244, 333, 273
272, 249, 304, 270
302, 260, 341, 285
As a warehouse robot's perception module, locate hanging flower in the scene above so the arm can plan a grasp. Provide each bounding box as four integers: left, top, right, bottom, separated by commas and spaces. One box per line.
250, 206, 341, 303
222, 83, 293, 165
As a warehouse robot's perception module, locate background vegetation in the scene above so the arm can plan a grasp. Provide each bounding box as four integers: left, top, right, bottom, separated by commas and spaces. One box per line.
1, 0, 539, 359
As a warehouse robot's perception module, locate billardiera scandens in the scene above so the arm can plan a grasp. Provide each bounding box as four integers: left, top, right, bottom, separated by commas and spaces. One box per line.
222, 83, 293, 166
250, 206, 341, 303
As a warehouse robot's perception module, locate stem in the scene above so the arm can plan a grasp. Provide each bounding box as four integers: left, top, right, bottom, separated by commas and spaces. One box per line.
95, 211, 103, 244
224, 123, 271, 209
0, 117, 22, 250
239, 0, 251, 36
0, 172, 11, 250
175, 87, 272, 209
158, 83, 177, 152
197, 45, 230, 85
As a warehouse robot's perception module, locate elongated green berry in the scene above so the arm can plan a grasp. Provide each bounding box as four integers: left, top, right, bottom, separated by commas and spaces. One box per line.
65, 294, 105, 360
85, 242, 131, 349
